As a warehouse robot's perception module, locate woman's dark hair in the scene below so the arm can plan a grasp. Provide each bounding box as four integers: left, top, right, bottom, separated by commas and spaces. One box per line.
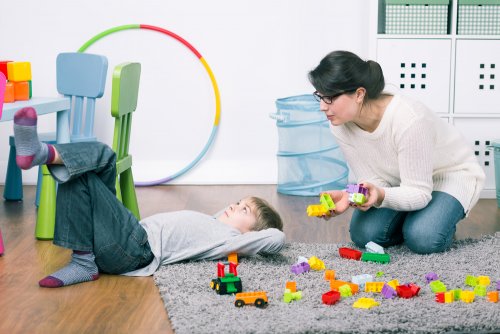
308, 50, 385, 100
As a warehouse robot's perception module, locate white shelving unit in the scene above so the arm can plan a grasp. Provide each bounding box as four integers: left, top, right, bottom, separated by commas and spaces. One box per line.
369, 0, 500, 198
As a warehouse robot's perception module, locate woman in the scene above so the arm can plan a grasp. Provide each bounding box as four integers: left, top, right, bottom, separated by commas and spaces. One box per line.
309, 50, 485, 254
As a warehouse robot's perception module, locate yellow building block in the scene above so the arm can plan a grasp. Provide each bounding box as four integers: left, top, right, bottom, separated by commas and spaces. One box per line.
365, 282, 385, 293
353, 297, 380, 309
444, 291, 454, 303
7, 62, 32, 82
387, 279, 399, 290
306, 204, 329, 217
308, 256, 325, 271
477, 276, 490, 286
460, 290, 475, 303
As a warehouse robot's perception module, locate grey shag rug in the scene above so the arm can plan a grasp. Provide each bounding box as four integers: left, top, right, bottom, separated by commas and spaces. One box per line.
154, 233, 500, 334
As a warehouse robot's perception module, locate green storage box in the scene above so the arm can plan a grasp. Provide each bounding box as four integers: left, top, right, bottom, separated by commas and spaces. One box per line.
385, 0, 450, 34
457, 0, 500, 35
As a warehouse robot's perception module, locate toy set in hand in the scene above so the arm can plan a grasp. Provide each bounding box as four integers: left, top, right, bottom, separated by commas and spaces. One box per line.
306, 184, 369, 217
0, 61, 32, 103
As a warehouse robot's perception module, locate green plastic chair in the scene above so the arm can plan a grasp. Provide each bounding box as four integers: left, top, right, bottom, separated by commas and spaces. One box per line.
111, 62, 141, 220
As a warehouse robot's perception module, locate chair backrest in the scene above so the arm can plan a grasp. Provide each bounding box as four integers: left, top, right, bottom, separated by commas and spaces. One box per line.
0, 71, 6, 120
56, 52, 108, 140
111, 62, 141, 162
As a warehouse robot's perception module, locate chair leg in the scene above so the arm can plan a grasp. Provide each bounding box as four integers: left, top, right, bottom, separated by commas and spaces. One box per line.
121, 169, 140, 220
35, 167, 43, 207
0, 228, 5, 255
3, 143, 23, 201
35, 165, 56, 240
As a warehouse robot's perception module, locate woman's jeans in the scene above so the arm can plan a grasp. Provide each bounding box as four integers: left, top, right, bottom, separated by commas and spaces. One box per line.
350, 191, 465, 254
48, 142, 154, 274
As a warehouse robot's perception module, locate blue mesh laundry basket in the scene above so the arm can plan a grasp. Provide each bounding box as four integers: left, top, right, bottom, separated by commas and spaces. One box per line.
270, 94, 349, 196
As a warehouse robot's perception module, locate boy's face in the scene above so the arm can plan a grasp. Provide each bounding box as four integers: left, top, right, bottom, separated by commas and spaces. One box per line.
217, 198, 257, 233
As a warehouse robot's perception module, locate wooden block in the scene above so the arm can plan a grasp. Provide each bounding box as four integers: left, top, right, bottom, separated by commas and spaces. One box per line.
14, 81, 29, 101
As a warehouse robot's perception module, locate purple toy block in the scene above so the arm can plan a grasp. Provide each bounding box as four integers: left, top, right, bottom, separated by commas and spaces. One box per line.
425, 272, 438, 284
497, 280, 500, 291
345, 183, 368, 196
381, 283, 397, 299
291, 262, 311, 275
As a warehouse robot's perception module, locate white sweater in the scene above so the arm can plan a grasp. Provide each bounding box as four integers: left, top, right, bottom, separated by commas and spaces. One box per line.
331, 94, 485, 214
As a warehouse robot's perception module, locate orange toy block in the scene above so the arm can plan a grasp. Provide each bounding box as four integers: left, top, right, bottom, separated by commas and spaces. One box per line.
7, 62, 31, 82
286, 281, 297, 293
330, 280, 359, 294
228, 253, 238, 265
487, 291, 498, 303
325, 270, 336, 281
14, 81, 29, 101
4, 82, 14, 103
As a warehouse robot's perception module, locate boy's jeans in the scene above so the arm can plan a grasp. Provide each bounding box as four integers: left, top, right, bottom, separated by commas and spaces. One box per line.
48, 142, 154, 274
349, 191, 465, 254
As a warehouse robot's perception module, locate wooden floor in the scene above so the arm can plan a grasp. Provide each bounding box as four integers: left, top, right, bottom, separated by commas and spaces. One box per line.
1, 185, 499, 333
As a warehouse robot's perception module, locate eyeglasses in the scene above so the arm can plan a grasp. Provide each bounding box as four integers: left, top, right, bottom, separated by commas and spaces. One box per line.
313, 90, 356, 104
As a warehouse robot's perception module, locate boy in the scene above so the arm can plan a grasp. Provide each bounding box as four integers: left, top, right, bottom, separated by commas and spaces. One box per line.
13, 107, 285, 288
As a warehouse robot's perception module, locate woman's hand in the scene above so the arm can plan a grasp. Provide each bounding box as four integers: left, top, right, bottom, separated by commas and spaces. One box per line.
355, 182, 385, 211
319, 190, 350, 220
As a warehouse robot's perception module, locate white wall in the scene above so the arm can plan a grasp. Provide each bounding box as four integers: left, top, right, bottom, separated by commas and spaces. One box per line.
0, 0, 371, 184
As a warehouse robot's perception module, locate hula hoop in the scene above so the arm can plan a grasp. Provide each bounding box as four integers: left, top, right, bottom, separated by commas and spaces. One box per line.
78, 24, 221, 186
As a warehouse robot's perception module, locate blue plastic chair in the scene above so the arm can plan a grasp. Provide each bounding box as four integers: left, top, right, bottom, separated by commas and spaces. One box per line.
4, 53, 108, 207
3, 53, 108, 239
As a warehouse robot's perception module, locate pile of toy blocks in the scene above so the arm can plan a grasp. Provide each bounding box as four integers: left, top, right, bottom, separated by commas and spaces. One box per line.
0, 61, 32, 103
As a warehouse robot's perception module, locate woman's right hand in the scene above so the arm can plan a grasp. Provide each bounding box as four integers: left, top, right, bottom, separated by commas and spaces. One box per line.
320, 190, 350, 220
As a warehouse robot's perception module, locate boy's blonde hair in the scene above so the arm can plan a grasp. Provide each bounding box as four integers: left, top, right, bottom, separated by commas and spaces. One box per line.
249, 197, 283, 232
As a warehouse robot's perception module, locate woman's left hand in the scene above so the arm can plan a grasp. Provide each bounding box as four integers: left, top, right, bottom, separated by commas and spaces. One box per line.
354, 182, 385, 211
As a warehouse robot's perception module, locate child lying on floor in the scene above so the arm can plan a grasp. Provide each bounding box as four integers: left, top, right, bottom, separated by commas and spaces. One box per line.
13, 107, 285, 288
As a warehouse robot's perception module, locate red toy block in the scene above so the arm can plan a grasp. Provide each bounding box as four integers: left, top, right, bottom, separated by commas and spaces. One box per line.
339, 247, 362, 260
435, 292, 445, 303
4, 82, 14, 103
408, 283, 421, 296
0, 61, 13, 78
322, 290, 341, 305
14, 81, 29, 101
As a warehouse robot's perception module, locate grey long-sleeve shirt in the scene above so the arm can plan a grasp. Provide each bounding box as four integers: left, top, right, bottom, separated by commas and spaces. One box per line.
123, 210, 286, 276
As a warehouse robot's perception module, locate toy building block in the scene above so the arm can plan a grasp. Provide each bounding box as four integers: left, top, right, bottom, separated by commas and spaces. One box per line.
353, 297, 380, 309
349, 193, 367, 205
376, 271, 384, 277
13, 81, 29, 101
210, 262, 242, 295
234, 291, 268, 308
308, 256, 325, 271
4, 82, 14, 103
365, 282, 384, 293
7, 61, 31, 82
396, 285, 414, 299
473, 285, 487, 297
451, 289, 462, 300
425, 272, 438, 284
325, 270, 336, 281
381, 283, 397, 299
460, 290, 475, 303
497, 280, 500, 290
319, 193, 336, 211
285, 281, 297, 293
297, 256, 308, 264
435, 292, 445, 303
352, 274, 373, 288
291, 261, 310, 275
487, 291, 498, 303
307, 204, 329, 217
429, 280, 447, 293
387, 279, 399, 290
444, 291, 455, 303
28, 80, 32, 98
339, 284, 353, 298
361, 252, 390, 264
465, 275, 478, 287
408, 283, 421, 296
365, 241, 384, 254
228, 253, 238, 265
477, 276, 490, 286
330, 280, 359, 294
338, 247, 362, 260
0, 61, 13, 77
322, 290, 341, 305
283, 288, 302, 303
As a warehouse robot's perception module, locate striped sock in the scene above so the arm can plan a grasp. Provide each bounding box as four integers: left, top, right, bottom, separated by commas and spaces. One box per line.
13, 107, 55, 170
39, 251, 99, 288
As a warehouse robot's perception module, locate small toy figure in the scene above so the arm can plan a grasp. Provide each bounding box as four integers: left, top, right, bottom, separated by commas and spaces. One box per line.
210, 262, 242, 295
